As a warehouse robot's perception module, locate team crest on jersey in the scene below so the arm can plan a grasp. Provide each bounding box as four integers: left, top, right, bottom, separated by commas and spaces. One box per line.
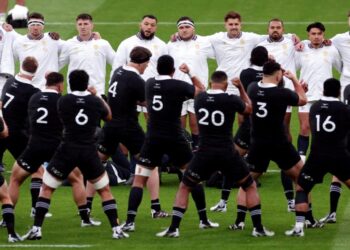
94, 44, 99, 50
76, 98, 85, 104
42, 40, 46, 46
257, 90, 265, 96
206, 96, 215, 102
240, 39, 245, 45
153, 44, 158, 50
323, 51, 328, 57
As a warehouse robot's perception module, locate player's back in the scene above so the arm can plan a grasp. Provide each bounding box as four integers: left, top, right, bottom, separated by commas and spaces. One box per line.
248, 81, 299, 143
58, 92, 108, 145
309, 98, 350, 155
146, 76, 194, 138
28, 90, 62, 142
108, 66, 145, 125
195, 90, 245, 148
240, 67, 263, 91
1, 76, 39, 132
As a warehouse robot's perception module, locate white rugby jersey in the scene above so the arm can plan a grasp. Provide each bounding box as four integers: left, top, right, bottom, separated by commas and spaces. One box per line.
112, 33, 168, 81
0, 28, 20, 73
208, 31, 265, 94
3, 33, 63, 90
167, 35, 214, 87
331, 32, 350, 87
258, 36, 296, 90
59, 36, 115, 96
295, 41, 342, 102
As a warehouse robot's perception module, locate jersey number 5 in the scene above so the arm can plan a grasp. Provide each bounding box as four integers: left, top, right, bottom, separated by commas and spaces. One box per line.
152, 95, 163, 111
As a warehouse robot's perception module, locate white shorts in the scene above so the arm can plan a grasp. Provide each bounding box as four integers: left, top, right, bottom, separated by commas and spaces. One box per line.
136, 105, 148, 113
181, 99, 195, 116
298, 101, 316, 113
286, 106, 292, 113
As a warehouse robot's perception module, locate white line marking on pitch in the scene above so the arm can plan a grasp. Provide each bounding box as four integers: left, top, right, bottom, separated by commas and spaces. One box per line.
0, 244, 93, 248
45, 21, 347, 26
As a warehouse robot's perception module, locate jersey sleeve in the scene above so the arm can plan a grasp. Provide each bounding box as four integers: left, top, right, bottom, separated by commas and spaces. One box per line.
0, 32, 18, 75
134, 77, 146, 103
112, 40, 128, 73
230, 95, 246, 114
331, 46, 342, 73
0, 79, 12, 101
343, 85, 350, 105
181, 81, 195, 99
104, 40, 116, 66
95, 96, 109, 119
58, 41, 70, 70
284, 89, 299, 106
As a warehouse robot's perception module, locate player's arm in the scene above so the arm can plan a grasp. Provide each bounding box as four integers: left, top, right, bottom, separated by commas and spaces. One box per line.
283, 70, 307, 106
0, 104, 8, 138
88, 86, 112, 121
179, 63, 205, 95
231, 78, 252, 115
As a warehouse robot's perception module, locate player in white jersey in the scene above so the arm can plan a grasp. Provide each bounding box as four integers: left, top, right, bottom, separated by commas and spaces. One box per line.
295, 22, 342, 163
112, 15, 168, 218
59, 13, 114, 97
167, 16, 215, 150
1, 12, 63, 90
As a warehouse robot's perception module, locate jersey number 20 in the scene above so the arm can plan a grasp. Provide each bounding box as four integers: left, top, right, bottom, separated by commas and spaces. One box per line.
198, 108, 225, 126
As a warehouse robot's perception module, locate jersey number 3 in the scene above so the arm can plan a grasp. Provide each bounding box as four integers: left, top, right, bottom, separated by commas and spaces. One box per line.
256, 102, 268, 118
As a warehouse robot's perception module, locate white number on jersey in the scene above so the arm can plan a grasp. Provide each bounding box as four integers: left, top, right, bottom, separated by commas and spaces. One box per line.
315, 115, 336, 132
36, 107, 48, 124
152, 95, 163, 111
3, 93, 14, 108
198, 108, 225, 126
256, 102, 268, 118
75, 109, 88, 125
108, 81, 118, 98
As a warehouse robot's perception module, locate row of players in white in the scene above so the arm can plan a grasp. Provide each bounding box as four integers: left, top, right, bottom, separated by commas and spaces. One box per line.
0, 14, 348, 99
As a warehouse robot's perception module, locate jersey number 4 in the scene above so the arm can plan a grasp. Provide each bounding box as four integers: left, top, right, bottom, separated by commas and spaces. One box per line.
108, 81, 118, 98
198, 108, 225, 126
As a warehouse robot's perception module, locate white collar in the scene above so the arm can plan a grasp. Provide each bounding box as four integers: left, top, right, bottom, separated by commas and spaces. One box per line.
258, 81, 277, 88
42, 89, 59, 94
321, 96, 339, 101
251, 65, 263, 71
207, 89, 225, 94
123, 65, 140, 75
15, 74, 32, 84
71, 90, 91, 96
155, 75, 172, 80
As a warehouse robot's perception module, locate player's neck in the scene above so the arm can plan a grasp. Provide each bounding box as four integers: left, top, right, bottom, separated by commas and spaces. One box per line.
78, 33, 93, 41
261, 77, 278, 85
17, 73, 33, 81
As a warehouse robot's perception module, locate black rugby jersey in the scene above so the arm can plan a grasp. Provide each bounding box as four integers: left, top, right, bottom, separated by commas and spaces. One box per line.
195, 89, 245, 148
145, 75, 194, 138
58, 91, 108, 145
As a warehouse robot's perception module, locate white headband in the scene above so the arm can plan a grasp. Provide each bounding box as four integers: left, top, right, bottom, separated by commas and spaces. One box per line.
28, 19, 45, 26
177, 20, 194, 28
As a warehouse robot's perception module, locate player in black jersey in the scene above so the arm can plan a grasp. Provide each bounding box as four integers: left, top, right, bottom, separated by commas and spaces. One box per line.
7, 72, 99, 227
0, 56, 49, 218
318, 84, 350, 224
122, 55, 218, 234
286, 78, 350, 237
157, 71, 274, 238
0, 113, 22, 242
210, 46, 268, 214
23, 70, 128, 240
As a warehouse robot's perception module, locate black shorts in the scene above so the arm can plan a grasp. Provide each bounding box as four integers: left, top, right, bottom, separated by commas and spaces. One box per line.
17, 138, 60, 174
98, 124, 144, 156
47, 143, 105, 181
138, 136, 193, 169
247, 141, 300, 173
300, 152, 350, 186
234, 119, 250, 150
184, 148, 250, 186
1, 130, 28, 159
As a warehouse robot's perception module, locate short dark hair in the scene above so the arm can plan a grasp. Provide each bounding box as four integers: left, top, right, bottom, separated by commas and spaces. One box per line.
22, 56, 38, 74
268, 18, 284, 27
263, 61, 282, 75
177, 16, 195, 25
323, 78, 340, 97
130, 46, 152, 64
157, 55, 175, 75
142, 14, 157, 23
211, 71, 228, 83
224, 11, 241, 22
76, 13, 93, 21
250, 46, 268, 66
46, 72, 64, 87
28, 12, 44, 21
69, 70, 89, 91
306, 22, 325, 32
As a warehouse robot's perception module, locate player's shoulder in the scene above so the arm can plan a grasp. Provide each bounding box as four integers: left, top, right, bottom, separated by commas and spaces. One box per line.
153, 35, 166, 45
